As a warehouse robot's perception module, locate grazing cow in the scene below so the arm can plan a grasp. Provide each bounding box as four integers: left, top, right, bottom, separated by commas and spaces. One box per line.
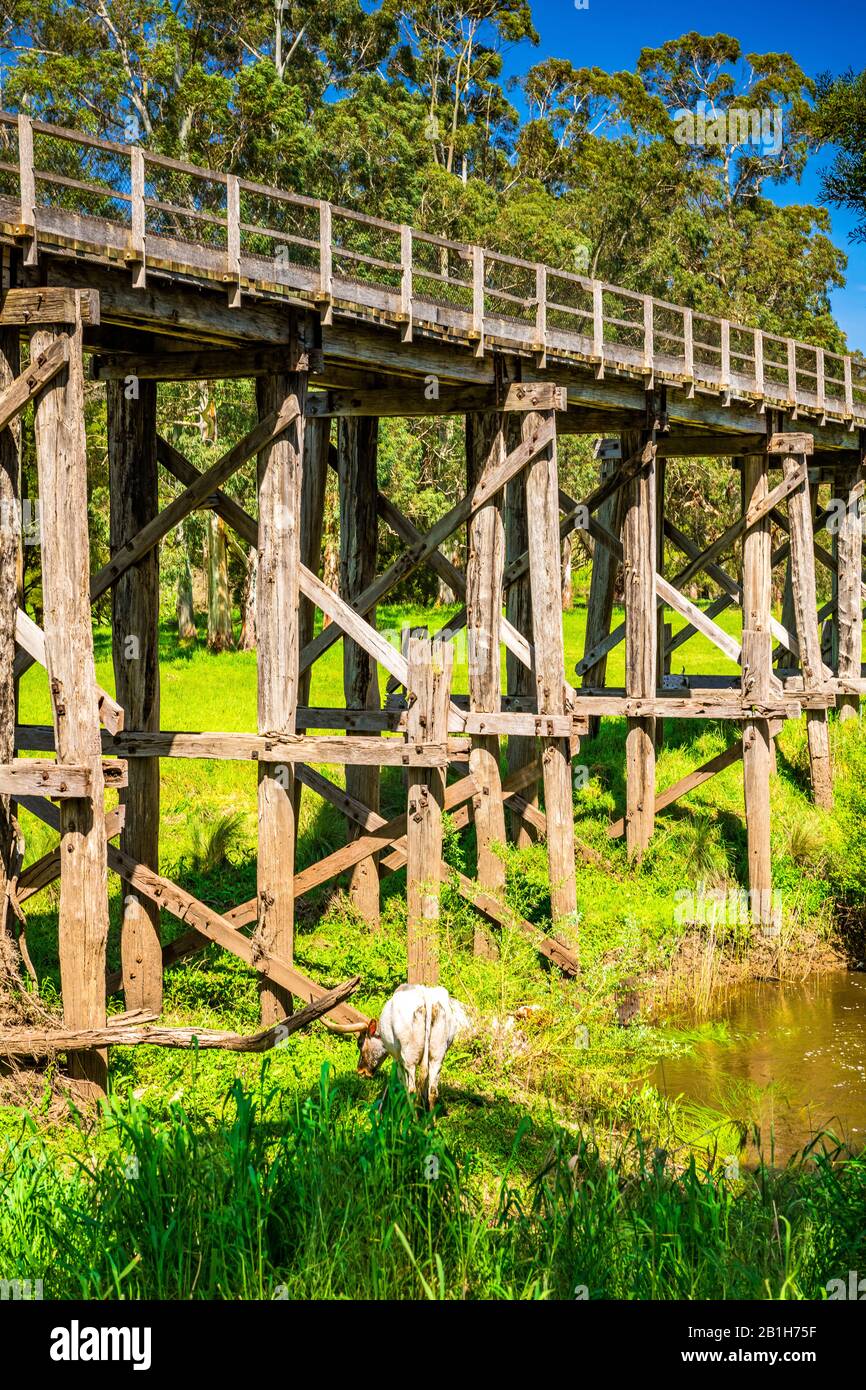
337, 984, 470, 1109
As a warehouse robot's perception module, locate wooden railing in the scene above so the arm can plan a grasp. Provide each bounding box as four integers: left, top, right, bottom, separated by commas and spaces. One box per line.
1, 110, 864, 424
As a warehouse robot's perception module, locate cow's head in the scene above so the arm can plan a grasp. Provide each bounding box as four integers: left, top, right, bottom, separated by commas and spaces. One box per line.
356, 1018, 387, 1078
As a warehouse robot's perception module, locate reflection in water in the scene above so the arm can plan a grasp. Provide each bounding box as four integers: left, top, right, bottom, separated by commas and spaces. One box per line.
652, 971, 866, 1161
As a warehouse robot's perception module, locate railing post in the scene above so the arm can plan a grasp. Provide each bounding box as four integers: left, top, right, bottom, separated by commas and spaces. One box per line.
400, 224, 413, 343
844, 356, 854, 419
535, 263, 547, 368
471, 245, 485, 356
129, 147, 146, 289
753, 328, 764, 400
226, 173, 241, 308
318, 201, 333, 325
816, 346, 826, 416
17, 113, 37, 267
592, 280, 604, 379
787, 339, 797, 407
643, 295, 653, 386
720, 318, 731, 396
683, 307, 694, 396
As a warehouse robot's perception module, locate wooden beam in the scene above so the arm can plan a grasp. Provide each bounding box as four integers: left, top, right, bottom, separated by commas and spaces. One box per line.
783, 449, 833, 808
0, 759, 124, 797
0, 297, 19, 946
504, 424, 538, 845
525, 408, 578, 932
14, 608, 124, 733
255, 370, 306, 1024
406, 636, 452, 984
108, 377, 162, 1014
0, 336, 70, 433
837, 457, 864, 721
17, 806, 125, 905
33, 314, 110, 1091
466, 409, 507, 954
307, 381, 567, 418
0, 978, 361, 1056
622, 428, 657, 857
15, 726, 468, 764
581, 455, 627, 737
741, 455, 774, 930
0, 287, 99, 326
338, 415, 381, 925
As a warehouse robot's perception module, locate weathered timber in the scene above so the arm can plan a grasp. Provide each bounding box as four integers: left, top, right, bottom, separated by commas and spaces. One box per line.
17, 806, 125, 905
504, 432, 537, 846
108, 377, 162, 1014
406, 637, 452, 984
255, 371, 306, 1024
0, 977, 360, 1055
0, 305, 18, 943
0, 286, 99, 326
0, 759, 124, 796
14, 608, 124, 732
783, 449, 833, 808
16, 726, 467, 764
0, 336, 70, 433
622, 430, 656, 858
307, 381, 567, 418
581, 455, 627, 737
837, 458, 864, 721
524, 408, 577, 932
741, 454, 774, 929
466, 410, 507, 953
33, 314, 110, 1091
338, 416, 381, 925
294, 414, 329, 841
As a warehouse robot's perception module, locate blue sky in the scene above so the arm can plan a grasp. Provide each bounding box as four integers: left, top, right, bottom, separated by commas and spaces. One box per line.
496, 0, 865, 350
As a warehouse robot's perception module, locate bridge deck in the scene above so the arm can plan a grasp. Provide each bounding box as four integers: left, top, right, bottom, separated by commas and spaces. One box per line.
0, 110, 863, 448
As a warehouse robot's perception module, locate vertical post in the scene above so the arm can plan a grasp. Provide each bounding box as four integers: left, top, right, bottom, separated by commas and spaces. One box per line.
720, 319, 731, 392
226, 173, 241, 308
17, 113, 37, 267
130, 147, 146, 289
406, 635, 453, 984
466, 411, 507, 955
472, 246, 485, 356
318, 201, 333, 324
741, 454, 773, 929
654, 457, 666, 754
293, 416, 330, 832
683, 307, 694, 386
0, 304, 19, 942
837, 454, 864, 722
400, 224, 413, 343
535, 264, 547, 368
524, 410, 578, 934
623, 428, 656, 858
753, 329, 764, 399
784, 446, 833, 808
33, 312, 109, 1091
504, 426, 537, 844
108, 378, 162, 1014
255, 370, 306, 1025
581, 450, 626, 739
592, 281, 604, 376
338, 417, 381, 926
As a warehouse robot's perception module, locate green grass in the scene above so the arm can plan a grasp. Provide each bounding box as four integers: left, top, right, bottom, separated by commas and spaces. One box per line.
4, 600, 866, 1299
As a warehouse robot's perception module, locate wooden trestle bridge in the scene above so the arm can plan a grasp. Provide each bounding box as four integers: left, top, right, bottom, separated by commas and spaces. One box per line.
0, 112, 862, 1089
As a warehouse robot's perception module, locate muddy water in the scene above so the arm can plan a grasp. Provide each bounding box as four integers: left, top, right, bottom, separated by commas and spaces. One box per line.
652, 971, 866, 1161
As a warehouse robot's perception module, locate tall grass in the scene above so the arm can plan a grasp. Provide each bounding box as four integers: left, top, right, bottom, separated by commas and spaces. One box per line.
1, 1066, 864, 1300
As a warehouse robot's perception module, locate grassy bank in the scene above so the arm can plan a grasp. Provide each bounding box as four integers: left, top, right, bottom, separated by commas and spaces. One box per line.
3, 604, 865, 1298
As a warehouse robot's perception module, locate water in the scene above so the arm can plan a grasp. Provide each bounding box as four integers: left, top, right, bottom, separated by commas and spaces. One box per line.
652, 971, 866, 1161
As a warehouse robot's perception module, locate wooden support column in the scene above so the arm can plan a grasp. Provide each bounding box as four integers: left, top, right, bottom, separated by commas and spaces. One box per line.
622, 428, 656, 858
655, 457, 667, 754
741, 455, 774, 929
0, 303, 18, 941
836, 454, 863, 723
504, 425, 536, 846
524, 410, 578, 935
466, 411, 507, 956
108, 378, 162, 1014
255, 371, 306, 1025
783, 449, 833, 808
406, 635, 453, 984
293, 416, 330, 832
582, 454, 626, 739
33, 314, 110, 1091
337, 417, 381, 926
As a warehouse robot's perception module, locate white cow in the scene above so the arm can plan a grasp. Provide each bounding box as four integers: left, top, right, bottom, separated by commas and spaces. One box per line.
339, 984, 470, 1110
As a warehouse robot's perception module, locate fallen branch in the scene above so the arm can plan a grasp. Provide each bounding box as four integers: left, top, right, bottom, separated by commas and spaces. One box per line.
0, 976, 361, 1055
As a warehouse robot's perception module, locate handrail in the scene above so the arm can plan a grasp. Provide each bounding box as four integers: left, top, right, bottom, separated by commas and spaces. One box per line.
0, 109, 863, 424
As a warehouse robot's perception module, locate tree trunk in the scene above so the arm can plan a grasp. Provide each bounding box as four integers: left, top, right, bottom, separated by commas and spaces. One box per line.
238, 545, 257, 651
175, 521, 197, 640
206, 511, 234, 651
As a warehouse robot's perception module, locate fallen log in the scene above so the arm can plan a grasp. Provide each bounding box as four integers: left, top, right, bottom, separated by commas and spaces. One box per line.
0, 976, 361, 1055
